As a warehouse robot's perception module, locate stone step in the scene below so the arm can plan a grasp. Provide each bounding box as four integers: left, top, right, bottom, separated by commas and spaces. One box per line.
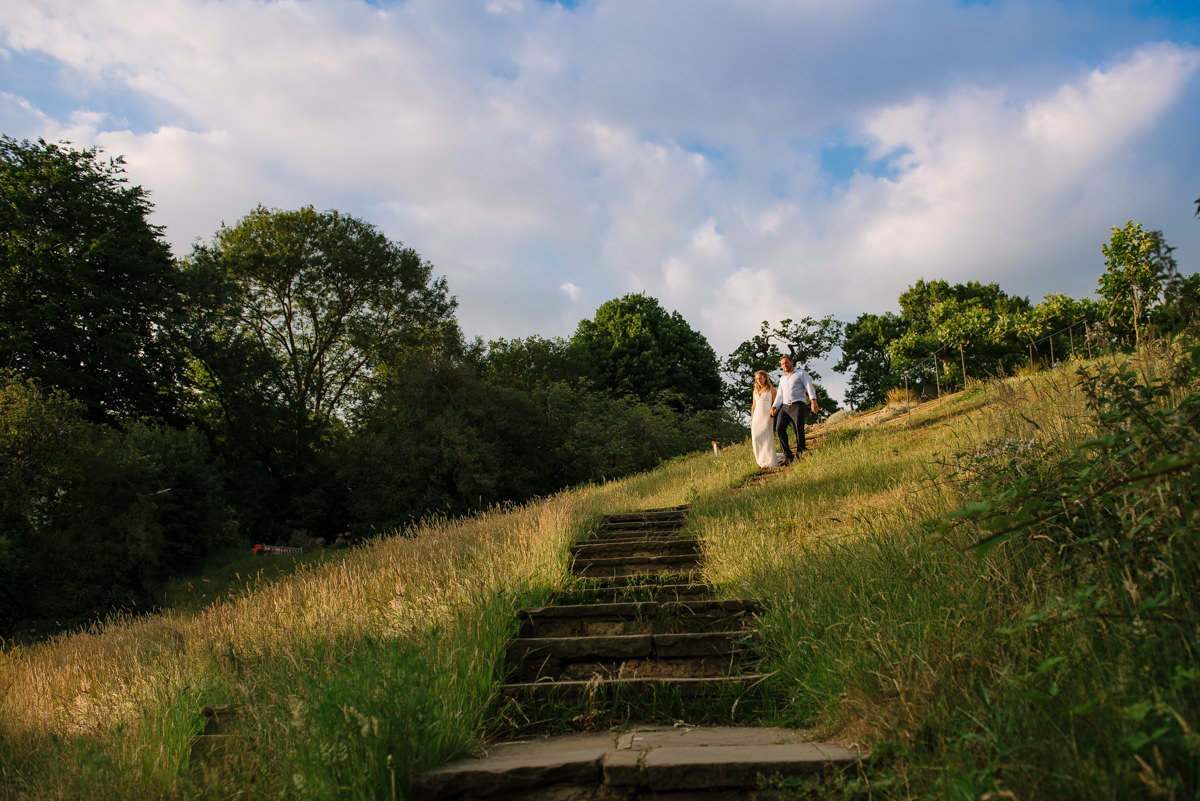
571, 554, 702, 579
601, 506, 690, 524
596, 523, 685, 535
516, 598, 761, 637
500, 673, 771, 700
569, 538, 700, 559
411, 726, 864, 801
598, 516, 686, 528
589, 526, 685, 540
508, 653, 752, 683
556, 581, 715, 604
507, 629, 750, 665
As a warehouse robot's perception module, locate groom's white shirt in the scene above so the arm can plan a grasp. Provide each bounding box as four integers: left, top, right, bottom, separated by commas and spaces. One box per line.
772, 367, 816, 409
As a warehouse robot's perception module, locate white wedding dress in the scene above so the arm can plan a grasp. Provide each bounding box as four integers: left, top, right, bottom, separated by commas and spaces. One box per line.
751, 390, 783, 468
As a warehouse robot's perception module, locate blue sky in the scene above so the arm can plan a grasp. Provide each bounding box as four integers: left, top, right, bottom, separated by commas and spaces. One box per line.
2, 0, 1199, 402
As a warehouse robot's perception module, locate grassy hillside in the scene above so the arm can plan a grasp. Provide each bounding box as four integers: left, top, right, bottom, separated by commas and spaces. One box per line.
2, 341, 1197, 800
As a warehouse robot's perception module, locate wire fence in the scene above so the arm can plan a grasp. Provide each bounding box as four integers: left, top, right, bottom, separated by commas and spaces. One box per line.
893, 319, 1104, 411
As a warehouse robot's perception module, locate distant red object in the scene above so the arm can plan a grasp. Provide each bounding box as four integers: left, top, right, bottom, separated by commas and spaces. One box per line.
251, 544, 302, 556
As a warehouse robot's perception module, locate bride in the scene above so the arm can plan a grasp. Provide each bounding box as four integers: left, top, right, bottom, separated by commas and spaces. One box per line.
750, 370, 783, 468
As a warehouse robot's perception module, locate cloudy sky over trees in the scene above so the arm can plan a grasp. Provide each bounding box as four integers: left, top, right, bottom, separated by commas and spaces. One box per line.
2, 0, 1198, 385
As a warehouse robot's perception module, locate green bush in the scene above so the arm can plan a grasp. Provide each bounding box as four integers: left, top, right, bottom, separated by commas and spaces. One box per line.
0, 374, 234, 636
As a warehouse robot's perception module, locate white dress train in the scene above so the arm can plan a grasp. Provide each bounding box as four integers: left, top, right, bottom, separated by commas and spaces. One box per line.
751, 390, 783, 468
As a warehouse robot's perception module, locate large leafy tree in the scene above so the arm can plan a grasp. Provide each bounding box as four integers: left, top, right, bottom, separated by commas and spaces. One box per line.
931, 298, 1001, 382
572, 293, 724, 410
0, 372, 230, 636
482, 335, 587, 393
0, 136, 183, 423
834, 312, 906, 410
182, 205, 458, 533
186, 205, 458, 430
892, 279, 1030, 387
1098, 221, 1173, 349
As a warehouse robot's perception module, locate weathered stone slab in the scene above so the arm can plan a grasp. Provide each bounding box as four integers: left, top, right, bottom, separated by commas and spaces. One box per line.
413, 727, 865, 799
508, 633, 653, 661
502, 674, 771, 698
411, 734, 615, 801
572, 554, 702, 579
652, 630, 748, 658
570, 539, 700, 558
640, 742, 860, 790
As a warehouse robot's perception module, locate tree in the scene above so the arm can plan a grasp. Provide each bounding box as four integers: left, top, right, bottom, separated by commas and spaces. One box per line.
182, 205, 459, 535
1099, 221, 1174, 349
932, 299, 1000, 383
186, 205, 458, 429
834, 312, 906, 410
482, 335, 587, 392
572, 293, 724, 410
0, 136, 183, 423
893, 279, 1030, 387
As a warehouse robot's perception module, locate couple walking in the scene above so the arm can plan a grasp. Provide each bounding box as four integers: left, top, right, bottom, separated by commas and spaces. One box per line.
751, 355, 819, 468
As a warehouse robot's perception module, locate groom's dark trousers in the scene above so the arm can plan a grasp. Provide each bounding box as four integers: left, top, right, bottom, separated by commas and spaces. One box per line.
775, 402, 808, 461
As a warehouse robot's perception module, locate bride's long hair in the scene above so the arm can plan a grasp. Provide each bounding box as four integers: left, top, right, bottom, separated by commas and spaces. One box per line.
753, 370, 773, 393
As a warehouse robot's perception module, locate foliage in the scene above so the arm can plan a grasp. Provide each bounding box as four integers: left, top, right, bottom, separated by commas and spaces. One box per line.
336, 355, 747, 531
891, 279, 1030, 388
481, 335, 587, 392
0, 136, 183, 423
334, 356, 548, 530
1098, 221, 1174, 349
834, 312, 906, 410
0, 373, 234, 637
180, 205, 459, 536
119, 422, 235, 575
1152, 267, 1200, 336
573, 293, 724, 410
185, 204, 458, 429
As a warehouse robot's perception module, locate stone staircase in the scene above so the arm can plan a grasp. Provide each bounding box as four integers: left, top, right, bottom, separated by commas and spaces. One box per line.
413, 503, 863, 799
499, 505, 770, 716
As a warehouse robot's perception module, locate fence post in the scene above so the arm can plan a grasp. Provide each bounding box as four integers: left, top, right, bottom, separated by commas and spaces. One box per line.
933, 355, 941, 397
904, 372, 911, 415
1049, 335, 1055, 366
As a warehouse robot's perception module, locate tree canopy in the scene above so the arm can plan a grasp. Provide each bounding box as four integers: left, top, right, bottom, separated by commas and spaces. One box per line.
572, 293, 724, 410
184, 205, 459, 432
834, 312, 905, 410
0, 136, 183, 423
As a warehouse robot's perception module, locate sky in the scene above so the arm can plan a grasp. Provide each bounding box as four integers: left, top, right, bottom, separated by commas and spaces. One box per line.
2, 0, 1199, 403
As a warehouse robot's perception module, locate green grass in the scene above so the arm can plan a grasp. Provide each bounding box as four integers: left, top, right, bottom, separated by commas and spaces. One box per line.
2, 341, 1198, 799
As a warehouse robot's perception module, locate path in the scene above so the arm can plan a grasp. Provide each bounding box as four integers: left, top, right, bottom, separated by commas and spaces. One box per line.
414, 501, 864, 799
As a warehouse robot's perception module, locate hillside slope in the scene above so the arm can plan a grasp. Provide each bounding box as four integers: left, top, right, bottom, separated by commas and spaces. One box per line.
2, 344, 1197, 800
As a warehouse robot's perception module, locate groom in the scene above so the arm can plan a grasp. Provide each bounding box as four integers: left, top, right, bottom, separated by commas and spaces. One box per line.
768, 355, 820, 464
